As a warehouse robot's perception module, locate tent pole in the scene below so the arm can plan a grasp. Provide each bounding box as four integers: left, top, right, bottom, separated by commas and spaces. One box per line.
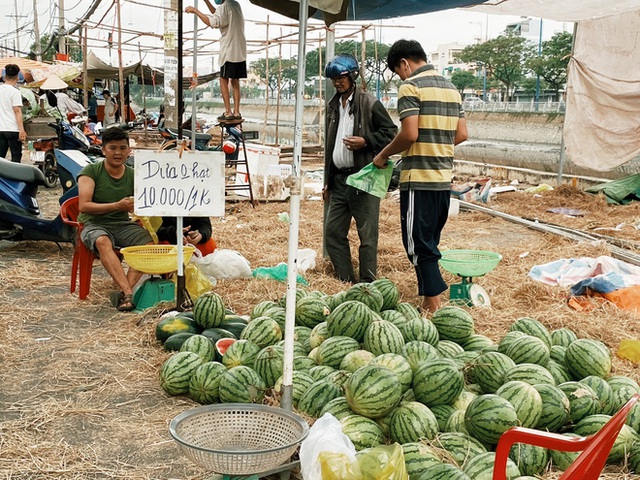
557, 22, 578, 184
281, 0, 309, 412
191, 0, 198, 147
83, 25, 88, 109
262, 16, 270, 143
275, 31, 282, 145
116, 0, 126, 124
322, 24, 335, 259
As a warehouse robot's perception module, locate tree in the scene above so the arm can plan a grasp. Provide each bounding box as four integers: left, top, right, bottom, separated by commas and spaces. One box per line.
450, 71, 478, 95
250, 57, 298, 98
29, 34, 82, 62
457, 34, 534, 102
526, 31, 573, 101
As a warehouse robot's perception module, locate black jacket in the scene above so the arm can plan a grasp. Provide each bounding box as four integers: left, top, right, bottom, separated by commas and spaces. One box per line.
157, 216, 212, 244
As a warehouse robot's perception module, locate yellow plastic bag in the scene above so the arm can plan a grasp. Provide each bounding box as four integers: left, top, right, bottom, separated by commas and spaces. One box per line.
132, 215, 163, 244
319, 451, 361, 480
171, 263, 213, 300
319, 444, 408, 480
618, 339, 640, 363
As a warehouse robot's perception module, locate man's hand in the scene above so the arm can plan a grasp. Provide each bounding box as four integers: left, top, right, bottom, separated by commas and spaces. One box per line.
186, 229, 202, 245
116, 196, 135, 212
372, 154, 389, 169
322, 186, 328, 202
185, 6, 197, 13
18, 129, 27, 142
343, 136, 366, 151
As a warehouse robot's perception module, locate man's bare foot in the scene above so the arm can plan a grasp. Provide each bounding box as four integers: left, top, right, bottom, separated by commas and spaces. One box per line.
422, 295, 441, 314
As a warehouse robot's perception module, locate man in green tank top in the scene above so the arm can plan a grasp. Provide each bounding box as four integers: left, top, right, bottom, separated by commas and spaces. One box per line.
77, 127, 152, 311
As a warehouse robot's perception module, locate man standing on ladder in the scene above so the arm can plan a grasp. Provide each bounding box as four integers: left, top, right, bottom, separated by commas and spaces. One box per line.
186, 0, 246, 122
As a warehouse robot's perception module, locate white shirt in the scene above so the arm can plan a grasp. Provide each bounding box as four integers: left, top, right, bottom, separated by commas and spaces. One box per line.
0, 83, 22, 132
332, 92, 355, 170
55, 92, 85, 118
207, 0, 246, 66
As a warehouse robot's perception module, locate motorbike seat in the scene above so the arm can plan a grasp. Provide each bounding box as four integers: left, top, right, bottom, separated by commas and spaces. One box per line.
0, 158, 47, 185
166, 127, 212, 143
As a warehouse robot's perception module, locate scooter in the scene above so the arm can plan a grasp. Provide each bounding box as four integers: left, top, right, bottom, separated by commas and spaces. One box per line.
158, 117, 219, 151
0, 150, 86, 243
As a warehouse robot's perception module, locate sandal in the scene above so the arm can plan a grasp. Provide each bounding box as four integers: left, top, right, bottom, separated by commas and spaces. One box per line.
217, 112, 234, 121
116, 293, 135, 312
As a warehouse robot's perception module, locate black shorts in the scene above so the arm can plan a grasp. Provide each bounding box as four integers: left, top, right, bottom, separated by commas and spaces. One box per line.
220, 61, 247, 79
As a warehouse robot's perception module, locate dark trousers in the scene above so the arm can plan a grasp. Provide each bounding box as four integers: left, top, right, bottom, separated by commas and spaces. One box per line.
325, 173, 381, 283
0, 131, 22, 163
400, 189, 450, 297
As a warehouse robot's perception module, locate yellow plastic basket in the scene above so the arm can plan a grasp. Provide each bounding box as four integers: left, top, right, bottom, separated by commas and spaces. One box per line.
120, 245, 196, 275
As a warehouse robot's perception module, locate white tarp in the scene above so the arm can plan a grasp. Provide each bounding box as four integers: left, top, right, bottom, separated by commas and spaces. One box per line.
469, 0, 640, 22
563, 11, 640, 171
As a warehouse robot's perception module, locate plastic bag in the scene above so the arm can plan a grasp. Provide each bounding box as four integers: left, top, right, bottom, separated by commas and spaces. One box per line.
192, 249, 252, 279
298, 248, 317, 273
252, 262, 308, 285
132, 215, 163, 244
618, 339, 640, 363
354, 444, 408, 480
170, 263, 212, 300
346, 161, 394, 198
299, 413, 358, 480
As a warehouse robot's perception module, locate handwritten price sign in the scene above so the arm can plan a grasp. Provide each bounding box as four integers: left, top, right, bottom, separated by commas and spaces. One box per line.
134, 149, 225, 217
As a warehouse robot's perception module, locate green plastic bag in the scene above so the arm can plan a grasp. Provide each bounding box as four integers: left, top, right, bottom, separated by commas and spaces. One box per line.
252, 263, 309, 285
345, 161, 394, 198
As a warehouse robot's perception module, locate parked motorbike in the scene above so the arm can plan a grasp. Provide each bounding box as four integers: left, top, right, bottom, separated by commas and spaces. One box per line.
158, 118, 242, 159
0, 151, 86, 243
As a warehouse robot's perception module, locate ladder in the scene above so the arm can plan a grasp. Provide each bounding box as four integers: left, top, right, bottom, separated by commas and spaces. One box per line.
219, 118, 255, 206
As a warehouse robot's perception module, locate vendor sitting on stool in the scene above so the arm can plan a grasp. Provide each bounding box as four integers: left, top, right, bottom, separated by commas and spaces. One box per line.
157, 216, 216, 256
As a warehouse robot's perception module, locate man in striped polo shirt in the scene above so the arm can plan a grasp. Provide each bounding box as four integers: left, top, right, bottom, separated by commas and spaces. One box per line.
373, 39, 468, 313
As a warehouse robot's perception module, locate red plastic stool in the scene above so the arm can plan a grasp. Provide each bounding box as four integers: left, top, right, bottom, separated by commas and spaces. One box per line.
493, 393, 640, 480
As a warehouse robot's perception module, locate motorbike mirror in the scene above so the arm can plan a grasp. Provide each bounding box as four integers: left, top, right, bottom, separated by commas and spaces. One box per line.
46, 91, 58, 108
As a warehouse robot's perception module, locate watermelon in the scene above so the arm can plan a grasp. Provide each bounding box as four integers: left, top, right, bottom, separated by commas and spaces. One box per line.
453, 390, 477, 411
431, 306, 475, 344
549, 433, 581, 470
273, 370, 315, 407
464, 394, 519, 445
628, 440, 640, 472
402, 443, 442, 478
326, 300, 374, 341
504, 363, 556, 386
340, 415, 385, 451
218, 365, 266, 403
278, 288, 308, 308
308, 365, 336, 382
533, 383, 571, 432
412, 358, 464, 407
221, 339, 261, 369
326, 369, 352, 387
565, 338, 612, 380
509, 443, 549, 477
340, 350, 375, 373
253, 345, 284, 388
369, 353, 413, 393
295, 296, 331, 328
551, 327, 578, 347
163, 332, 196, 351
160, 351, 203, 396
463, 451, 521, 480
179, 334, 216, 362
607, 376, 640, 411
316, 336, 360, 369
193, 292, 226, 329
437, 339, 465, 358
416, 464, 471, 480
455, 351, 482, 381
309, 322, 329, 349
574, 414, 638, 463
504, 335, 550, 367
388, 401, 439, 443
394, 302, 421, 320
200, 327, 237, 343
292, 355, 316, 372
344, 282, 384, 312
156, 315, 200, 343
498, 331, 528, 355
297, 379, 343, 417
496, 380, 543, 428
509, 317, 552, 349
547, 360, 571, 385
402, 340, 440, 373
433, 432, 487, 467
217, 320, 246, 339
445, 409, 469, 434
251, 300, 280, 318
380, 309, 409, 328
472, 351, 516, 394
371, 278, 400, 310
240, 316, 282, 348
550, 345, 567, 366
267, 307, 287, 330
327, 291, 347, 310
399, 317, 439, 346
345, 365, 402, 418
462, 334, 496, 352
363, 320, 405, 356
188, 361, 226, 404
320, 396, 355, 420
293, 325, 312, 345
558, 381, 601, 423
430, 404, 457, 431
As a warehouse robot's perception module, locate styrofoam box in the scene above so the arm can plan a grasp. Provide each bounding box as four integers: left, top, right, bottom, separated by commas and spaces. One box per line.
234, 144, 291, 201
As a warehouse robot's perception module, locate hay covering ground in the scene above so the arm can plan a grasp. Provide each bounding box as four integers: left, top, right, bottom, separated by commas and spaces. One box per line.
1, 170, 640, 479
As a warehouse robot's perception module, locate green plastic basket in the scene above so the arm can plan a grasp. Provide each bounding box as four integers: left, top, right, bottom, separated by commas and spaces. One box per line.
439, 249, 502, 278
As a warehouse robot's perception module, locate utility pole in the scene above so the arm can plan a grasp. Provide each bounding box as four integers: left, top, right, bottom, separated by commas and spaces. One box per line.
33, 0, 41, 60
13, 0, 21, 54
58, 0, 66, 56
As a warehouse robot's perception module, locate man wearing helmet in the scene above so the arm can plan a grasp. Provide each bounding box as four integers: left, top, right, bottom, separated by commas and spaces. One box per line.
323, 53, 397, 284
372, 40, 468, 313
186, 0, 246, 122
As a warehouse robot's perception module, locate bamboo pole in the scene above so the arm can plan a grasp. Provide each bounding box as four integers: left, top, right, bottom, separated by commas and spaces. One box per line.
262, 15, 270, 144
139, 42, 148, 141
116, 0, 126, 122
83, 25, 88, 108
318, 31, 323, 147
275, 28, 282, 146
361, 28, 366, 91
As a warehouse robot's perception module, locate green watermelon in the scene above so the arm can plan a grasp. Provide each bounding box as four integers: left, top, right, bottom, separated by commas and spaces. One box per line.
551, 327, 578, 347
394, 302, 421, 320
188, 361, 226, 404
273, 370, 315, 407
430, 404, 457, 431
463, 451, 521, 480
251, 300, 280, 318
433, 432, 487, 467
504, 363, 556, 386
292, 355, 317, 372
369, 353, 413, 393
472, 351, 516, 393
509, 443, 549, 477
547, 360, 571, 385
437, 339, 465, 358
462, 334, 496, 352
156, 315, 200, 343
309, 322, 329, 349
550, 345, 567, 366
431, 305, 475, 344
193, 292, 226, 329
504, 335, 550, 367
345, 365, 402, 418
574, 414, 638, 463
320, 396, 355, 420
398, 317, 440, 346
401, 340, 440, 372
326, 300, 374, 342
316, 335, 360, 369
412, 358, 464, 407
464, 394, 519, 445
498, 331, 528, 355
339, 415, 385, 451
297, 379, 343, 417
326, 369, 352, 387
240, 316, 282, 348
371, 278, 400, 310
218, 365, 266, 403
496, 380, 543, 428
416, 464, 471, 480
509, 317, 552, 349
363, 320, 405, 356
221, 339, 261, 369
388, 401, 439, 443
163, 332, 196, 351
253, 345, 284, 388
308, 364, 336, 382
565, 338, 612, 380
549, 433, 581, 470
533, 383, 571, 432
344, 282, 384, 312
179, 334, 216, 362
445, 409, 469, 434
295, 296, 331, 328
558, 381, 601, 423
160, 351, 203, 396
340, 350, 375, 373
402, 442, 442, 478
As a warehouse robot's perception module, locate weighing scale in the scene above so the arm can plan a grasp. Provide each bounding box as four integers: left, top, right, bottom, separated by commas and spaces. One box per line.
439, 249, 502, 307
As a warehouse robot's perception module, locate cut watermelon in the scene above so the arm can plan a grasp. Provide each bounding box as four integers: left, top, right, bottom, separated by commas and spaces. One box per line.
215, 338, 236, 359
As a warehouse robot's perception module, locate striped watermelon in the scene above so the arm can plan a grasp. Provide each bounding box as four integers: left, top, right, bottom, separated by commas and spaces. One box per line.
418, 464, 471, 480
193, 292, 226, 329
380, 309, 409, 329
363, 320, 405, 356
533, 383, 571, 432
294, 325, 312, 346
320, 396, 355, 420
455, 351, 482, 381
574, 414, 638, 463
326, 300, 373, 341
437, 339, 465, 358
160, 351, 203, 396
472, 351, 516, 394
464, 394, 519, 445
504, 335, 550, 367
549, 433, 581, 470
326, 369, 352, 387
297, 379, 343, 417
250, 300, 280, 318
339, 415, 385, 450
509, 317, 552, 349
253, 345, 284, 388
327, 290, 347, 310
430, 404, 457, 431
295, 296, 331, 328
267, 307, 287, 331
496, 380, 543, 428
453, 390, 477, 411
316, 336, 360, 369
431, 306, 475, 344
504, 363, 556, 386
375, 412, 393, 437
550, 345, 567, 365
276, 340, 308, 358
551, 327, 578, 347
627, 402, 640, 434
498, 331, 528, 355
463, 452, 521, 480
394, 302, 422, 320
340, 350, 375, 373
628, 440, 640, 472
188, 361, 227, 404
388, 401, 439, 443
308, 364, 335, 382
278, 288, 308, 308
399, 317, 440, 346
607, 376, 640, 411
509, 443, 549, 477
164, 332, 196, 352
371, 278, 400, 310
433, 432, 487, 467
156, 315, 201, 343
221, 339, 261, 369
179, 334, 216, 362
369, 353, 413, 393
402, 341, 440, 372
462, 334, 496, 352
273, 370, 315, 407
565, 338, 612, 380
547, 360, 571, 385
402, 388, 416, 403
402, 442, 441, 478
558, 381, 601, 423
309, 322, 329, 350
218, 365, 266, 403
240, 316, 282, 348
344, 282, 384, 312
413, 358, 464, 407
445, 409, 469, 434
345, 365, 401, 418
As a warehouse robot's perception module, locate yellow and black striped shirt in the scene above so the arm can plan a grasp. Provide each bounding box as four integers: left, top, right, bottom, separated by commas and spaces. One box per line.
397, 64, 464, 191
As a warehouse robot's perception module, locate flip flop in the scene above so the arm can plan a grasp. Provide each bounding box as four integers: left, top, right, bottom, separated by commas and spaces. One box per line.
116, 293, 135, 312
217, 113, 234, 121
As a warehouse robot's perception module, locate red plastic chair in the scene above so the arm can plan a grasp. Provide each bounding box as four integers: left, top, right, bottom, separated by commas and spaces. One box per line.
60, 196, 95, 299
493, 393, 640, 480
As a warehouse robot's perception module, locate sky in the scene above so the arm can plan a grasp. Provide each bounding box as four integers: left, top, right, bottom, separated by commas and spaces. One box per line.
0, 0, 572, 71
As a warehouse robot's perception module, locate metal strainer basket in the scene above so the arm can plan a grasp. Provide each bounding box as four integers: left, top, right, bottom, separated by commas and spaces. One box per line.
169, 403, 309, 475
439, 249, 502, 278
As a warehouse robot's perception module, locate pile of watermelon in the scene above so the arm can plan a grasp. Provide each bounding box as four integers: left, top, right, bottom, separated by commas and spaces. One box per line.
156, 281, 640, 479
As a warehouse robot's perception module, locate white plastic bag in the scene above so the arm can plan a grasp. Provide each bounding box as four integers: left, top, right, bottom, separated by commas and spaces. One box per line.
298, 248, 317, 273
192, 248, 252, 279
299, 413, 358, 480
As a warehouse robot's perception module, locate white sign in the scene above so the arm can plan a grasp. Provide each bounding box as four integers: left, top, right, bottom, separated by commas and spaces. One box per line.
134, 149, 226, 217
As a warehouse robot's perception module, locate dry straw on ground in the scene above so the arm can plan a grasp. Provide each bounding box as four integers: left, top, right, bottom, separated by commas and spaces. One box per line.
1, 177, 640, 479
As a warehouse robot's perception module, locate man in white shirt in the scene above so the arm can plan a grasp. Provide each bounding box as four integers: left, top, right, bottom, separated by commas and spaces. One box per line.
55, 90, 86, 119
186, 0, 246, 122
0, 64, 27, 163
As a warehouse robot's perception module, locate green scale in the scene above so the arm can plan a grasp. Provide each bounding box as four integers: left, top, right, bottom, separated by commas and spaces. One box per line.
133, 277, 176, 311
439, 250, 502, 307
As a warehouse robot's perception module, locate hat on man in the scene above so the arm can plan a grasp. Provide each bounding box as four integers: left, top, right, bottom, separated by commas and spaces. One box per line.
40, 74, 68, 90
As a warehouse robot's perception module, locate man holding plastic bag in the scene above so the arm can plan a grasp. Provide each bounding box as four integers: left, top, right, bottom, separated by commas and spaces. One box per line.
323, 54, 397, 283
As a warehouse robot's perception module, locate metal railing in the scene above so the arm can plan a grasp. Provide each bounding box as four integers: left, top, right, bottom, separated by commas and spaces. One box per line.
464, 101, 566, 114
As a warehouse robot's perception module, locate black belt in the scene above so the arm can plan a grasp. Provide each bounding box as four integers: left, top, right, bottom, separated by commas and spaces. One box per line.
335, 167, 356, 175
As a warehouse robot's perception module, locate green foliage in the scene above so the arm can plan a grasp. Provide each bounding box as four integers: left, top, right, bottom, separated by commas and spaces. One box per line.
29, 34, 82, 62
249, 57, 298, 98
450, 70, 478, 94
526, 31, 573, 100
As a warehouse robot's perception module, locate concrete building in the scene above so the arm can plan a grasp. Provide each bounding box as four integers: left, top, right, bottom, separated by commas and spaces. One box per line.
429, 42, 473, 78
